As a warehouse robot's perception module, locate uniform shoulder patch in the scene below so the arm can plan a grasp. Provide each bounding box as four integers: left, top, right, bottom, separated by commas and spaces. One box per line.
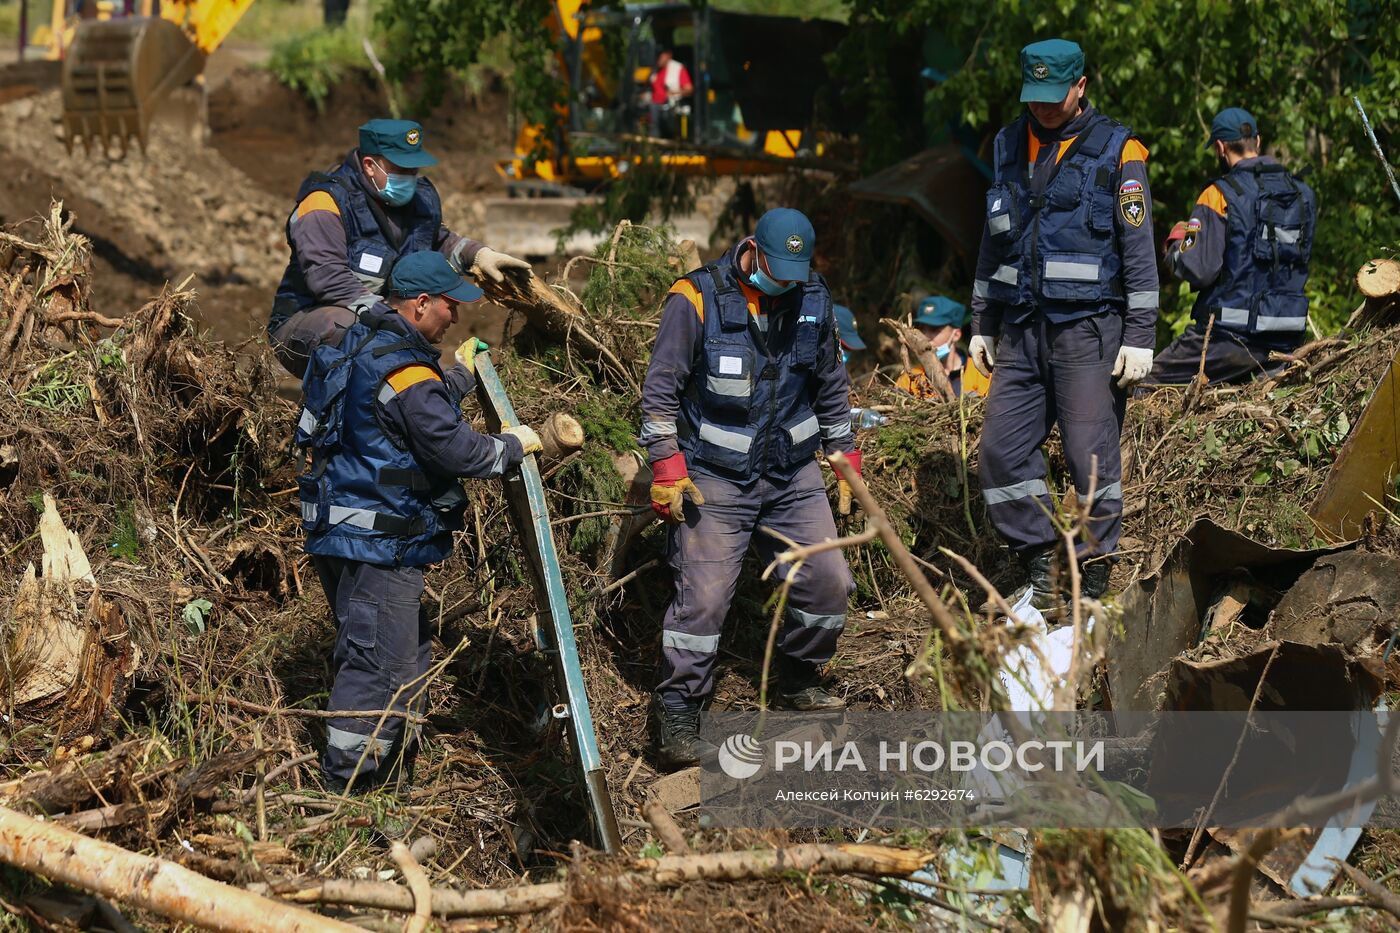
1118, 179, 1146, 228
295, 190, 340, 219
385, 364, 442, 396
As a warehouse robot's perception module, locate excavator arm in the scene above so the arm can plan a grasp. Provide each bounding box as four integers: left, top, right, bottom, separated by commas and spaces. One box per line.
61, 0, 255, 153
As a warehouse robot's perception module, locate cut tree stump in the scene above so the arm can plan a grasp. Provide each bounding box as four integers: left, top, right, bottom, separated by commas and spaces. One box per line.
1357, 258, 1400, 298
539, 412, 585, 462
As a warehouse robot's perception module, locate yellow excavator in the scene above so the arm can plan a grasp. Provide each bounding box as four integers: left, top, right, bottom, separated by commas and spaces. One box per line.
54, 0, 254, 153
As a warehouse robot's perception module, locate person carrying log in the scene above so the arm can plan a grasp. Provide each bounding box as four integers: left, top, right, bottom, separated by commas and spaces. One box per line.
268, 118, 532, 377
295, 251, 542, 794
1141, 107, 1318, 386
894, 295, 991, 399
638, 208, 859, 770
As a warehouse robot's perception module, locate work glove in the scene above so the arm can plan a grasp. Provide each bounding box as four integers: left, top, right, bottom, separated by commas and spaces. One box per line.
471, 247, 533, 283
1166, 221, 1188, 244
835, 449, 862, 517
1112, 346, 1154, 389
968, 335, 995, 374
649, 452, 704, 523
503, 424, 543, 455
454, 337, 490, 375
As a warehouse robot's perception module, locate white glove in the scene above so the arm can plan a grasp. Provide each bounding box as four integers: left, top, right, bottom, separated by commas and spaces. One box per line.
471, 247, 532, 283
503, 424, 543, 455
1112, 346, 1154, 389
968, 335, 995, 373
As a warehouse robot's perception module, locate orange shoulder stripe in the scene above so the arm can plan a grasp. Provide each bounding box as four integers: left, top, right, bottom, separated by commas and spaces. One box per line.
385, 364, 442, 395
668, 279, 704, 322
295, 190, 340, 219
1196, 184, 1228, 217
1120, 138, 1149, 165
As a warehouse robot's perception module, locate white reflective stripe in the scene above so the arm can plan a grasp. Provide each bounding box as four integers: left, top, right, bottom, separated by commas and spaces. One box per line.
640, 420, 677, 440
788, 414, 819, 444
1219, 307, 1250, 325
298, 409, 318, 434
1044, 260, 1101, 281
327, 725, 391, 755
754, 315, 769, 333
706, 375, 751, 398
1264, 226, 1302, 245
991, 265, 1019, 285
973, 279, 990, 299
1078, 481, 1123, 503
486, 437, 509, 475
1127, 291, 1158, 311
377, 382, 398, 404
821, 420, 853, 441
1255, 315, 1308, 332
698, 422, 753, 453
448, 238, 470, 272
983, 478, 1050, 505
303, 504, 385, 530
788, 606, 846, 630
663, 630, 720, 653
989, 213, 1011, 235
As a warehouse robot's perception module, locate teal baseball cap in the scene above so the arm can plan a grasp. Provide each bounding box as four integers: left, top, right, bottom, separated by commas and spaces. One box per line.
914, 295, 968, 328
1019, 38, 1085, 103
388, 251, 483, 302
754, 207, 815, 281
359, 118, 437, 169
1206, 107, 1259, 149
833, 304, 865, 350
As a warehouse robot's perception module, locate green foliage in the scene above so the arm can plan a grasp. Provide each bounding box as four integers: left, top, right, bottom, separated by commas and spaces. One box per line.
20, 357, 87, 411
827, 0, 1400, 337
182, 598, 213, 636
266, 26, 367, 111
109, 506, 141, 561
579, 221, 684, 319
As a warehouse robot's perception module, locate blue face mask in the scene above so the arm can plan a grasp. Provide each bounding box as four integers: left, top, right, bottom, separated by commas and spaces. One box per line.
935, 342, 953, 361
373, 163, 417, 207
747, 267, 797, 296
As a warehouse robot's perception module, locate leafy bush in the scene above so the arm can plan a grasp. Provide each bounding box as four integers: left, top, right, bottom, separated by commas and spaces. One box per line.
266, 27, 366, 111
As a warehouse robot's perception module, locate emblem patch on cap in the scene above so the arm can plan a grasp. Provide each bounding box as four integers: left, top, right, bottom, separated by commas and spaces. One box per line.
406, 128, 421, 146
785, 234, 804, 254
1032, 62, 1049, 80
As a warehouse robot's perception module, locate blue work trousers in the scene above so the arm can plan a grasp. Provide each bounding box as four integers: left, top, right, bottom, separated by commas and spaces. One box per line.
978, 313, 1126, 559
312, 555, 431, 788
657, 460, 854, 702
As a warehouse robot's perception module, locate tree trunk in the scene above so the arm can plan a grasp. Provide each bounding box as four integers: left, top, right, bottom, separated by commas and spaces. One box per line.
539, 412, 585, 461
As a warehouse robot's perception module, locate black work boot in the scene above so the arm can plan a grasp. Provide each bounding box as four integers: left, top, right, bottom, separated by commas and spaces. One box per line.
1019, 546, 1063, 612
652, 694, 717, 771
777, 657, 847, 712
1080, 560, 1112, 600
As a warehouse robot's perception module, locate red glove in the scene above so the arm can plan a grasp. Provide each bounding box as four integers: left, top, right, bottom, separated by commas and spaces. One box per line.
649, 452, 705, 522
836, 449, 862, 516
1166, 221, 1188, 243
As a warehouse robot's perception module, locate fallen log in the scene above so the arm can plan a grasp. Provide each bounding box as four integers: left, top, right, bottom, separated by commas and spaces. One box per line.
0, 804, 357, 932
277, 843, 933, 918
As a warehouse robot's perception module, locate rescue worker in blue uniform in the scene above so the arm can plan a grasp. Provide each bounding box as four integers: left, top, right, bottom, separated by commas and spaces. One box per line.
1142, 108, 1317, 387
297, 251, 543, 793
270, 118, 532, 377
970, 39, 1160, 606
640, 208, 859, 769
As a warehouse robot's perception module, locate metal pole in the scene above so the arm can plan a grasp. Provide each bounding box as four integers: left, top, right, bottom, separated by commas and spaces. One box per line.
1354, 96, 1400, 209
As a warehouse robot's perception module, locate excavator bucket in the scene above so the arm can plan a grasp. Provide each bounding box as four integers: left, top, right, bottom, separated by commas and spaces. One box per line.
61, 17, 205, 154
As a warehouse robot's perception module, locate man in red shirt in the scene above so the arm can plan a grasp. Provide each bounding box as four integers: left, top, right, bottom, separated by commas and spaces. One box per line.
649, 48, 693, 139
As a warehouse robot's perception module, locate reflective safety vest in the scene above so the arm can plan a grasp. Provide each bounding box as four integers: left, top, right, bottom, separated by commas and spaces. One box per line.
981, 113, 1132, 321
295, 308, 467, 567
678, 257, 835, 482
271, 151, 443, 334
1193, 162, 1316, 343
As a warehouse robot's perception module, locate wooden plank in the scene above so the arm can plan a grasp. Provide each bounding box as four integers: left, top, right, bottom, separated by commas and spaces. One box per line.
1309, 342, 1400, 539
473, 353, 623, 853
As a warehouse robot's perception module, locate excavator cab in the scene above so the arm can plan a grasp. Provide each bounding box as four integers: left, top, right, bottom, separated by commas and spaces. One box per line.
61, 15, 205, 153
